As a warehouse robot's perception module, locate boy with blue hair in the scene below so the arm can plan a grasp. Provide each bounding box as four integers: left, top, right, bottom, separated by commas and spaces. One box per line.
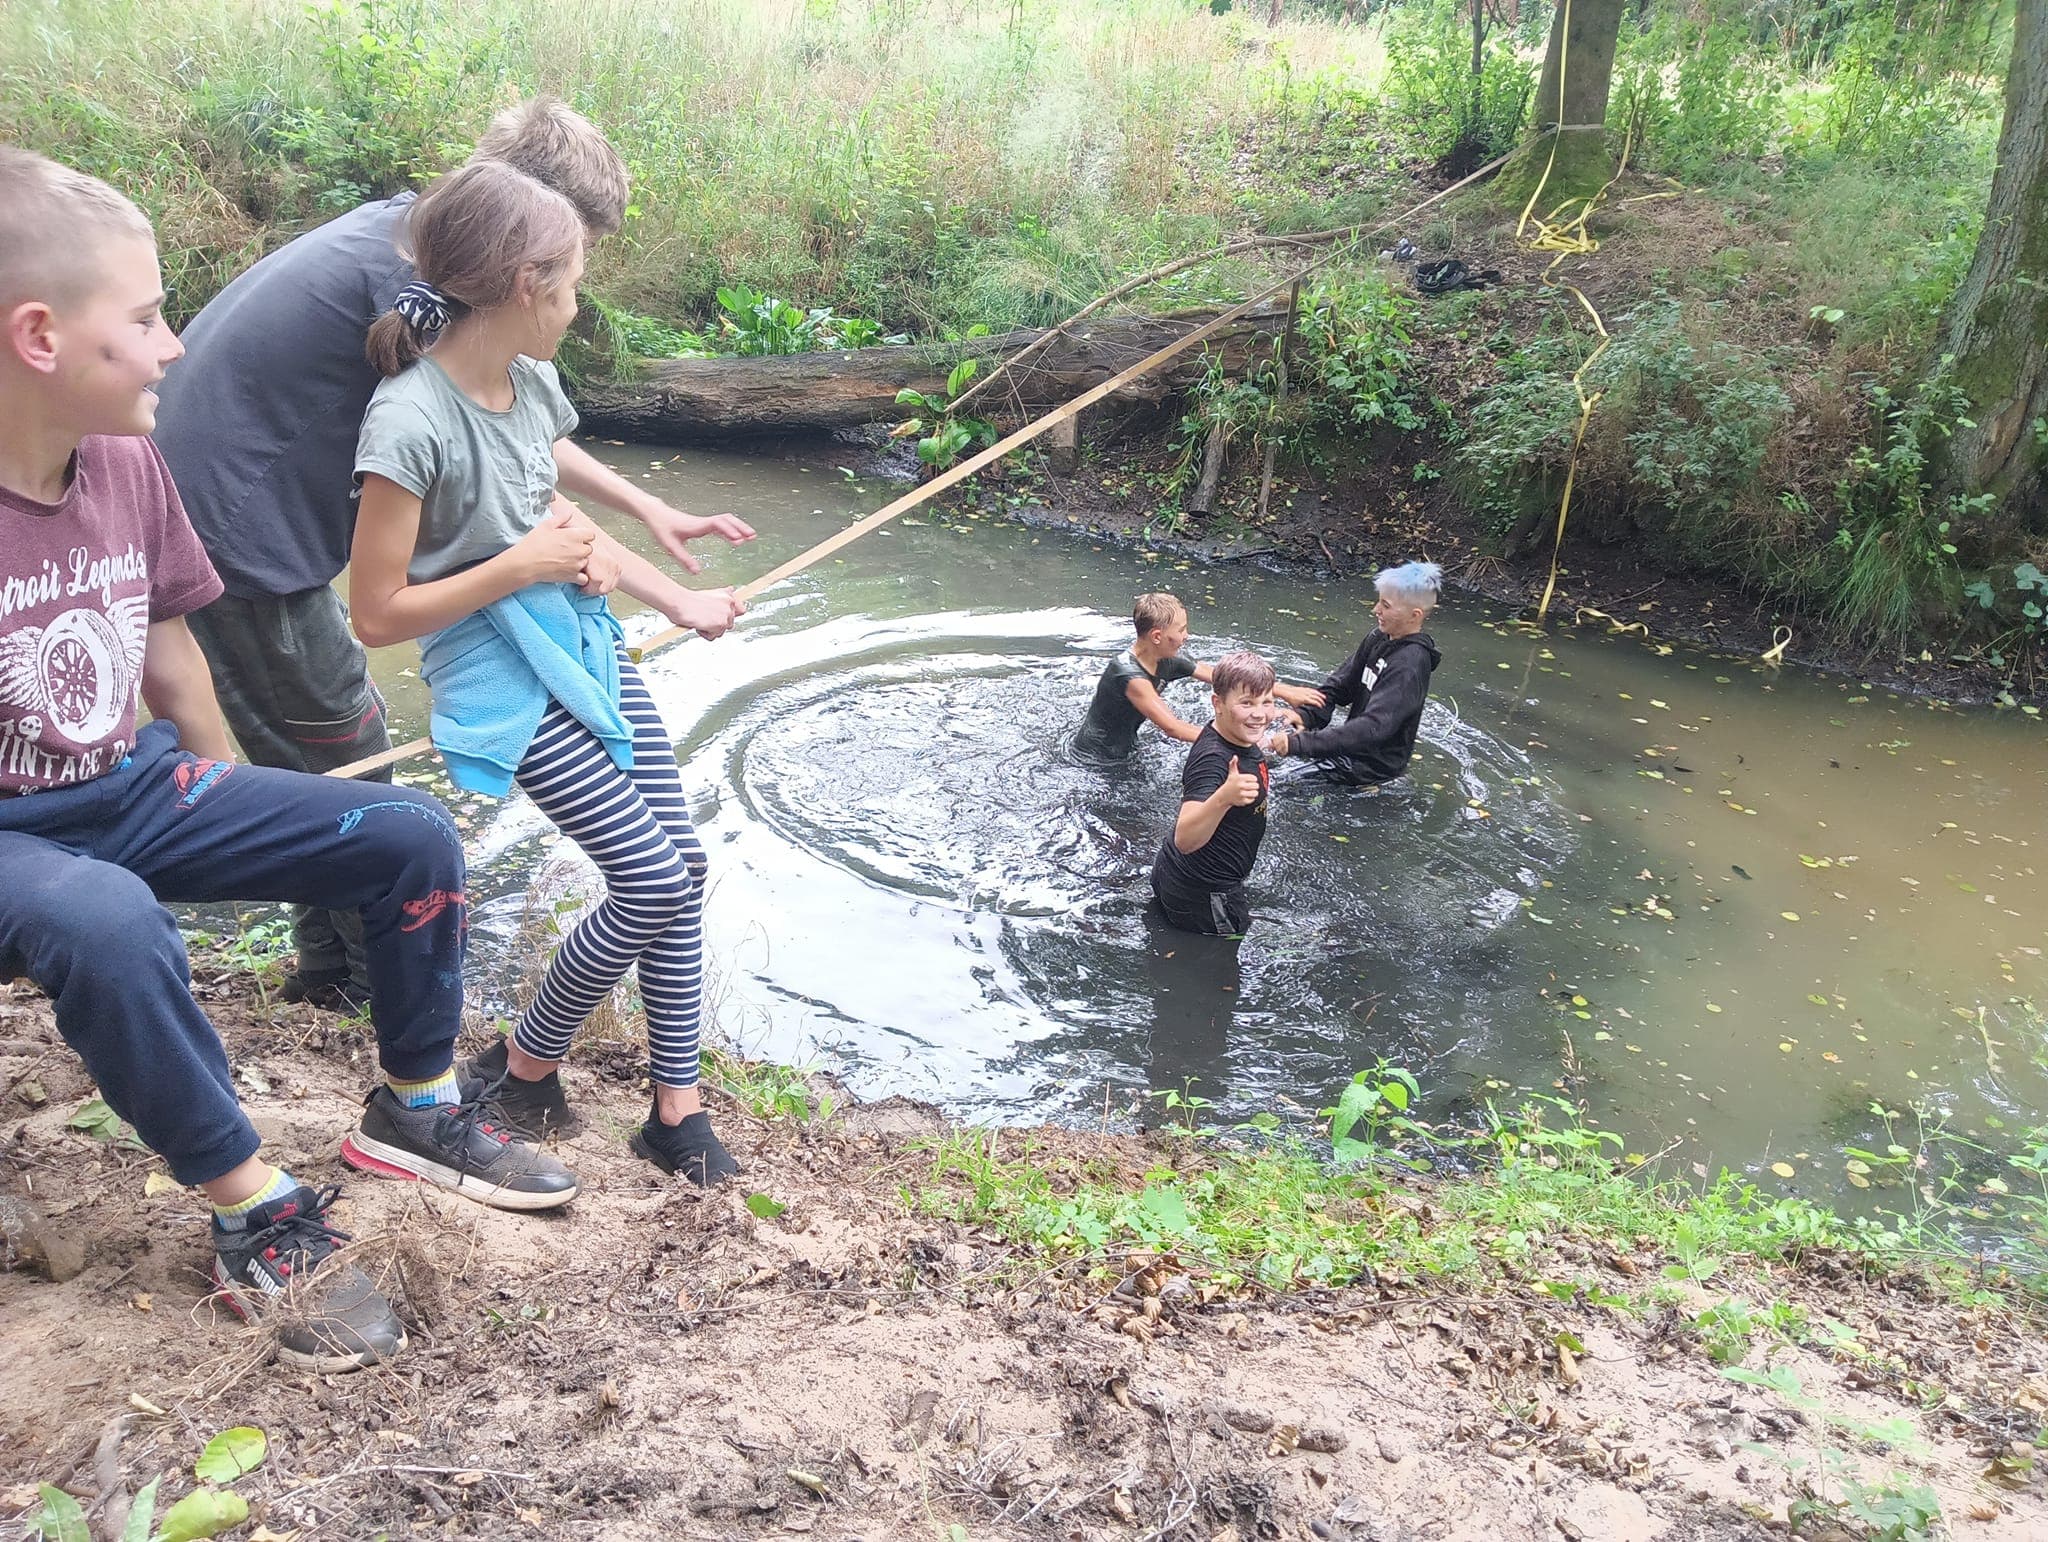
0, 145, 574, 1373
1266, 561, 1444, 784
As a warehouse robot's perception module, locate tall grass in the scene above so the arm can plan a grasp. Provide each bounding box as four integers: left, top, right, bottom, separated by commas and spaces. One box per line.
0, 0, 1389, 331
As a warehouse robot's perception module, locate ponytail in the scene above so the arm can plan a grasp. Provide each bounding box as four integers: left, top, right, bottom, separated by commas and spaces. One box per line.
366, 309, 426, 376
363, 161, 582, 377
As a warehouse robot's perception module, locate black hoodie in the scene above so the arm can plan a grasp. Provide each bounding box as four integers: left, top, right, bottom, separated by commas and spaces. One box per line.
1286, 629, 1442, 782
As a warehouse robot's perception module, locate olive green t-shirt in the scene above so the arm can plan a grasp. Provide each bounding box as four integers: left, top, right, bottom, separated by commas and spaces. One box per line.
353, 355, 579, 583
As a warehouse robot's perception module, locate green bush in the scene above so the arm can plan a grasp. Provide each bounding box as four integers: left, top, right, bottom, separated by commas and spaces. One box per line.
1456, 299, 1797, 568
275, 0, 504, 209
1819, 365, 1987, 648
1297, 274, 1427, 437
1380, 0, 1533, 167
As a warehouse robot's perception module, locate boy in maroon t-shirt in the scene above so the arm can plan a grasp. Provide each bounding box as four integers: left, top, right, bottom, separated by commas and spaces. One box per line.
0, 148, 577, 1371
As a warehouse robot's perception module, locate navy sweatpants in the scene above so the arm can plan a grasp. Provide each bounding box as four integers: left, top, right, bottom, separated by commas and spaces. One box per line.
0, 720, 468, 1186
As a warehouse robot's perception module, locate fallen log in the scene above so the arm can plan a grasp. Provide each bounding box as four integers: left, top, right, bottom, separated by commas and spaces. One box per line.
570, 302, 1296, 442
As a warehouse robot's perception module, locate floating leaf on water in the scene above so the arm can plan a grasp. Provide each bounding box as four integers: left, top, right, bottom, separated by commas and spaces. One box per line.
1807, 994, 1829, 1007
1779, 1042, 1795, 1053
1770, 1162, 1796, 1179
1847, 1173, 1871, 1188
1705, 1003, 1723, 1014
1822, 1051, 1841, 1064
1730, 865, 1752, 880
1592, 1031, 1613, 1042
1780, 912, 1801, 922
1845, 1160, 1872, 1175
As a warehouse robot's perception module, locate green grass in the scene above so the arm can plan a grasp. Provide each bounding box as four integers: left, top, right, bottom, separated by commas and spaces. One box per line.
907, 1087, 2048, 1315
0, 0, 1387, 334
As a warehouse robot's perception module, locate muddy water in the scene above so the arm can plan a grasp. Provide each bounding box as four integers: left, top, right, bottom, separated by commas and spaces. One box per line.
359, 444, 2048, 1194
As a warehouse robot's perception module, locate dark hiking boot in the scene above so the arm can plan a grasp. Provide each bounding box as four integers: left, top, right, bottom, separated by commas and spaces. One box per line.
629, 1105, 740, 1188
342, 1086, 578, 1211
457, 1037, 581, 1142
281, 965, 372, 1016
211, 1184, 406, 1372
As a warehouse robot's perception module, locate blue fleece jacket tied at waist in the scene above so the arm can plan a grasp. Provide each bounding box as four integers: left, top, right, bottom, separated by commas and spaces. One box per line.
419, 584, 633, 797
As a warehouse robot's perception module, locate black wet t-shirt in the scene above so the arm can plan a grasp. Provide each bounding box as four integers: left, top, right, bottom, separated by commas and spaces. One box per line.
1073, 649, 1198, 760
1153, 724, 1270, 895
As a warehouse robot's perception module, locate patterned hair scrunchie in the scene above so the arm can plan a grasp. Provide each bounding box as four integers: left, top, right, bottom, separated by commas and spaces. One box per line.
392, 279, 452, 333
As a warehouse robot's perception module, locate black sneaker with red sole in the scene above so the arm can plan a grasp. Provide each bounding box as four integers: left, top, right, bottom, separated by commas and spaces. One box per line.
342, 1085, 579, 1210
211, 1183, 405, 1372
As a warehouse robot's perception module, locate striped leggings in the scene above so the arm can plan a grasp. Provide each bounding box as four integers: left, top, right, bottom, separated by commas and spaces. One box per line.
512, 659, 707, 1088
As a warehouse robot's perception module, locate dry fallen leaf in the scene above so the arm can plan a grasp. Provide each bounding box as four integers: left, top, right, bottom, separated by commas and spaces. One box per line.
1771, 1162, 1796, 1179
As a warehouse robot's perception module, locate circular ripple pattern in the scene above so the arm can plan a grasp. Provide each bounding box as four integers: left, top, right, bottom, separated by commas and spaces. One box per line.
731, 644, 1574, 931
713, 622, 1580, 1116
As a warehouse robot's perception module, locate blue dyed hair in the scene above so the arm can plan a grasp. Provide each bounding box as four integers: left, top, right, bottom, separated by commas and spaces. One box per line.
1375, 560, 1443, 610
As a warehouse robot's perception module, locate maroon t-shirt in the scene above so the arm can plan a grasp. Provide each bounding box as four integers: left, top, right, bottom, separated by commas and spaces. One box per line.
0, 436, 223, 793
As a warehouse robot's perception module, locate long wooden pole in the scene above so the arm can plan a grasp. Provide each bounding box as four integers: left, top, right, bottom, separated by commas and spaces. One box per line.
328, 154, 1514, 783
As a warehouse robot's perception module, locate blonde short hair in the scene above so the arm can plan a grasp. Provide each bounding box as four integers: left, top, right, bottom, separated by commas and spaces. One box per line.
1132, 592, 1186, 636
0, 146, 154, 311
473, 97, 630, 238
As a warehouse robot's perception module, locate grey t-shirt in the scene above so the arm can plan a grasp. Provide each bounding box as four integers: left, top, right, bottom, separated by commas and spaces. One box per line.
354, 356, 580, 584
152, 196, 416, 599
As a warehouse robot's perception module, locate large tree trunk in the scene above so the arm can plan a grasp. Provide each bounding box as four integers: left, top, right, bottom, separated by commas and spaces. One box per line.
571, 303, 1294, 442
1937, 0, 2048, 525
1494, 0, 1627, 211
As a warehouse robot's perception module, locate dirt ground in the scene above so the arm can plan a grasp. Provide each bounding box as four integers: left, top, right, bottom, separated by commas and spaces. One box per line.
4, 972, 2046, 1542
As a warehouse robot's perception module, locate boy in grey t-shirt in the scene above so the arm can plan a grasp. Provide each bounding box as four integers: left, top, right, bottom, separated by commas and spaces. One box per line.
151, 99, 756, 1009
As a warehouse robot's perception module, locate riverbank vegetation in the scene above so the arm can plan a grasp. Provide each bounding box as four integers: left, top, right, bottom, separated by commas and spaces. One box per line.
4, 0, 2041, 679
6, 961, 2048, 1538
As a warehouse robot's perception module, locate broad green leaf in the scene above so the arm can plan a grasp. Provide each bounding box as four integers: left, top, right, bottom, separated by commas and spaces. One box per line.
1135, 1183, 1190, 1237
155, 1487, 248, 1542
31, 1486, 89, 1542
194, 1426, 266, 1484
744, 1192, 786, 1220
122, 1478, 160, 1542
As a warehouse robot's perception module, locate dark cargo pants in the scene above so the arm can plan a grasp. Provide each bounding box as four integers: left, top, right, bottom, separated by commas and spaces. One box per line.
186, 585, 390, 989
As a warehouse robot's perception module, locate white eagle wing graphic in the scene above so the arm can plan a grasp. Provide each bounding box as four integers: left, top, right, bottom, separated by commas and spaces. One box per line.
0, 627, 46, 714
108, 595, 151, 701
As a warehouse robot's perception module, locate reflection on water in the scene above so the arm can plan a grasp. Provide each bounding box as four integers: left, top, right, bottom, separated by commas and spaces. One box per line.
366, 444, 2048, 1199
